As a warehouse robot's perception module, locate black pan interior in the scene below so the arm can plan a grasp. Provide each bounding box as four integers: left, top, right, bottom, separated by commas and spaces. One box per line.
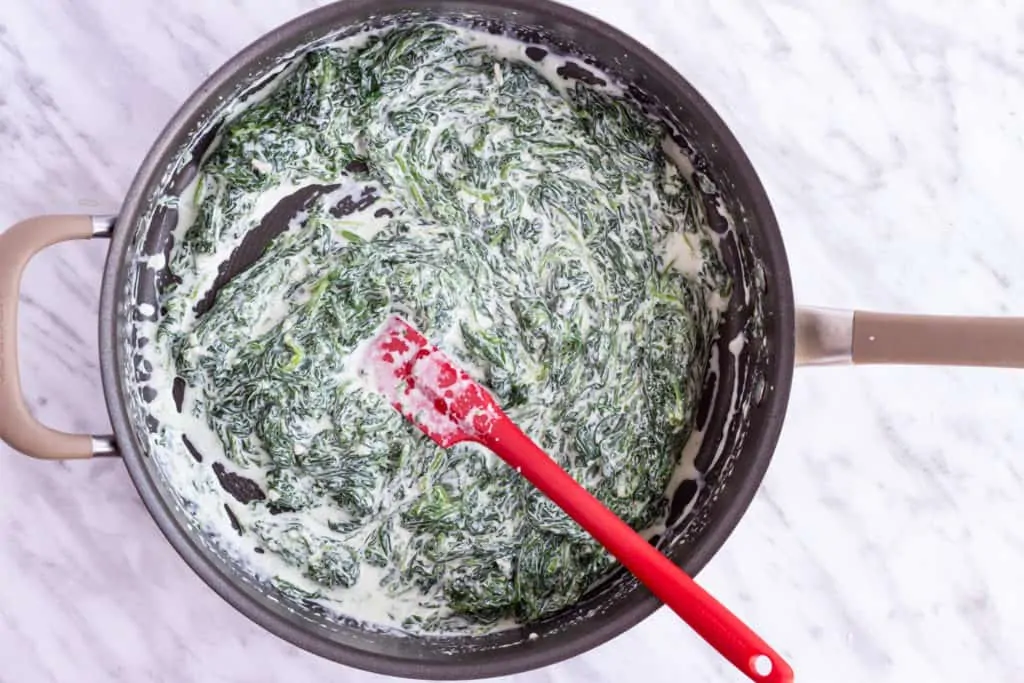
106, 1, 794, 678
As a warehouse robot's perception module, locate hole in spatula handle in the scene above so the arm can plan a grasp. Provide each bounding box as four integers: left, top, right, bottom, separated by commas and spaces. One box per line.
751, 654, 773, 677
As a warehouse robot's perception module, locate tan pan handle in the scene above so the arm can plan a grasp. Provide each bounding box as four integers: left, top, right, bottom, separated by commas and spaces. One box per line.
0, 215, 115, 459
852, 311, 1024, 367
797, 307, 1024, 368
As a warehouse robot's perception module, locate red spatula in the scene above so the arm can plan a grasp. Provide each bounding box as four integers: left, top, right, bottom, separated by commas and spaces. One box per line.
362, 315, 793, 683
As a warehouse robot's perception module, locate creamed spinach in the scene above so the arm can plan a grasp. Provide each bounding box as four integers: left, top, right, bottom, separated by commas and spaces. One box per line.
152, 23, 730, 631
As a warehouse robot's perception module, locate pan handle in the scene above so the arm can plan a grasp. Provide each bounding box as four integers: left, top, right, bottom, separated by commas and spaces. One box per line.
796, 306, 1024, 368
0, 214, 118, 459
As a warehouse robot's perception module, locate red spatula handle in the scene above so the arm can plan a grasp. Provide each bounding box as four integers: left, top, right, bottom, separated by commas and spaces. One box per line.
483, 419, 793, 683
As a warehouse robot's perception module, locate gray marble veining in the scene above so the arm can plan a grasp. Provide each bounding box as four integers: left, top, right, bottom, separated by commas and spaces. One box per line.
2, 1, 1023, 681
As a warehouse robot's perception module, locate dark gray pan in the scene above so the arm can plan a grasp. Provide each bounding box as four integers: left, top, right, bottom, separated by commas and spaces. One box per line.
99, 0, 794, 678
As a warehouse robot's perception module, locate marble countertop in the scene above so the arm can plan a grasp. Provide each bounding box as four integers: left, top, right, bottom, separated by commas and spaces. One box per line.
2, 0, 1023, 681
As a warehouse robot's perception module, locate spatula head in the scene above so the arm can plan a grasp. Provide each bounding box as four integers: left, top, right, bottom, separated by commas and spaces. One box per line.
362, 315, 500, 448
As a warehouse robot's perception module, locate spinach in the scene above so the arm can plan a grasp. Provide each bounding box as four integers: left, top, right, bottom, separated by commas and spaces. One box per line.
158, 23, 729, 630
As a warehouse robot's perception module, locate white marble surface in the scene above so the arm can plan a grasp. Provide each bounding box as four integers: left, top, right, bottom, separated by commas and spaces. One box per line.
2, 0, 1024, 681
